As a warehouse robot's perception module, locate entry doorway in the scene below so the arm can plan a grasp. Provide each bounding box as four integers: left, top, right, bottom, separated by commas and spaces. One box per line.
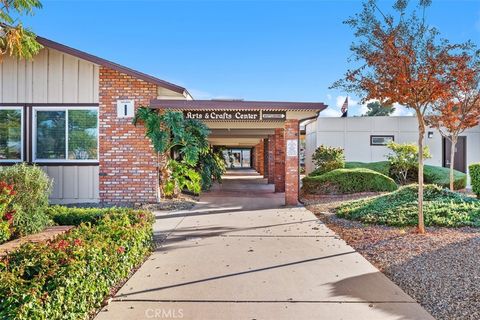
223, 148, 252, 168
443, 136, 467, 173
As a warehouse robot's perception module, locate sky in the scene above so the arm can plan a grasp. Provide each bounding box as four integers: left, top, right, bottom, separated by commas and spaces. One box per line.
22, 0, 480, 117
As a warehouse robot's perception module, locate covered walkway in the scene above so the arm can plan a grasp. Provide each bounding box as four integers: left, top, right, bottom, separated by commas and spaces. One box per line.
95, 171, 433, 320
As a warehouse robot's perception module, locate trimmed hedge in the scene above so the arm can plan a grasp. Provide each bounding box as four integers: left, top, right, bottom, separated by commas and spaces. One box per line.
344, 161, 467, 190
337, 184, 480, 227
0, 207, 154, 319
470, 163, 480, 198
302, 168, 398, 194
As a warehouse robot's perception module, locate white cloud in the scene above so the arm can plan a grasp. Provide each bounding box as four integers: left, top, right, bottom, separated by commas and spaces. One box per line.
320, 107, 342, 117
391, 103, 414, 116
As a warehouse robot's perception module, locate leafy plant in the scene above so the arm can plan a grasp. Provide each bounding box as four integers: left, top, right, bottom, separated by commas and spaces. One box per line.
198, 147, 226, 191
362, 101, 395, 117
311, 145, 345, 176
133, 108, 221, 197
0, 164, 52, 236
0, 0, 43, 60
386, 142, 431, 185
470, 163, 480, 198
337, 184, 480, 228
0, 181, 15, 243
0, 207, 154, 319
302, 168, 397, 195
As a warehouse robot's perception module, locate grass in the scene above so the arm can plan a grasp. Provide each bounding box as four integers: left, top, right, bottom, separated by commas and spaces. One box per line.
336, 184, 480, 228
345, 161, 467, 189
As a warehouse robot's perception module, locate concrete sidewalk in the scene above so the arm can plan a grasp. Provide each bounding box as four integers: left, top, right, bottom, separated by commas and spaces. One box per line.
96, 170, 433, 320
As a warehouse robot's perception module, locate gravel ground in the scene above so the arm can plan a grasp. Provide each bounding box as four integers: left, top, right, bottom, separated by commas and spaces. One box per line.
65, 193, 198, 211
305, 195, 480, 320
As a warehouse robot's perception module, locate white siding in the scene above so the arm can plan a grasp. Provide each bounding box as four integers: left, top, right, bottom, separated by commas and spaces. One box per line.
306, 115, 480, 185
41, 166, 99, 204
0, 48, 99, 103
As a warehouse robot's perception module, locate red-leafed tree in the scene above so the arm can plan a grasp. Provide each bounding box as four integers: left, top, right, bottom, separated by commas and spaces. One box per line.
332, 0, 477, 233
428, 59, 480, 191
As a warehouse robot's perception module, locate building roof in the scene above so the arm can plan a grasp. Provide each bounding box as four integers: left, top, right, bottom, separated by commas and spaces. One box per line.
149, 99, 328, 111
36, 37, 189, 96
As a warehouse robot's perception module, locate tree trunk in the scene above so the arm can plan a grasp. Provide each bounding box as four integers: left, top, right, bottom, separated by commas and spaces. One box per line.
417, 116, 426, 234
449, 136, 457, 191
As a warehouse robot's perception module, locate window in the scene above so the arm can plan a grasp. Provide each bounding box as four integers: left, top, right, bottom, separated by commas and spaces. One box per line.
34, 107, 98, 162
370, 135, 394, 146
0, 107, 23, 161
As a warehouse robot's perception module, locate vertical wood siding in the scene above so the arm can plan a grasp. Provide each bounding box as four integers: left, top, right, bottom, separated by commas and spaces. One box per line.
41, 166, 100, 204
0, 48, 99, 103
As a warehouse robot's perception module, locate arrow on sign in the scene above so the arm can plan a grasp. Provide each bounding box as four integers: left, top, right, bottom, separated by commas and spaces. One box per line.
262, 112, 286, 120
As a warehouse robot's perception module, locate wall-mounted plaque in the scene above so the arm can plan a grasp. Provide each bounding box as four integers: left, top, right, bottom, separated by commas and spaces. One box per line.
286, 139, 298, 157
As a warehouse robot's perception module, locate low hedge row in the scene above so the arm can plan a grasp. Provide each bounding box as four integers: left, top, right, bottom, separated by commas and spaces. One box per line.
0, 207, 154, 319
470, 163, 480, 198
344, 161, 467, 190
302, 168, 398, 194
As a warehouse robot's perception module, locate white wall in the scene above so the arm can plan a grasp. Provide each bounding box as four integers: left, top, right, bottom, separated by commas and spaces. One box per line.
305, 116, 480, 184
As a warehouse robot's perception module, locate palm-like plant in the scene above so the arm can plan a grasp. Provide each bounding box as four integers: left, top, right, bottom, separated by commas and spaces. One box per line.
133, 107, 215, 197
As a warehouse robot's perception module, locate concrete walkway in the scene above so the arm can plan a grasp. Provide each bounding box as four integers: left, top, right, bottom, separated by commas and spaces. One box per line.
96, 170, 433, 320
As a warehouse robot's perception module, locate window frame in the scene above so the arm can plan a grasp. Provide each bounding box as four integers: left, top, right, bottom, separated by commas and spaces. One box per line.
0, 106, 24, 162
370, 135, 395, 146
32, 106, 99, 163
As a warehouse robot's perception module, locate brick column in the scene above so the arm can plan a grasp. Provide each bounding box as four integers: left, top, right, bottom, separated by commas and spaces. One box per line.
267, 135, 275, 184
99, 67, 159, 204
263, 139, 269, 178
257, 140, 265, 176
285, 119, 300, 206
274, 128, 285, 192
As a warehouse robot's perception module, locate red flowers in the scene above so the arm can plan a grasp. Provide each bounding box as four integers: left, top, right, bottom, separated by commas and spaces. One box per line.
0, 181, 15, 196
73, 238, 83, 247
116, 246, 125, 254
3, 210, 14, 221
54, 239, 70, 251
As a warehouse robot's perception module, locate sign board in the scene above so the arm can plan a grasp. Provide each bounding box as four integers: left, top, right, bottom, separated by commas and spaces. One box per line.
286, 139, 298, 157
184, 110, 260, 121
262, 111, 286, 121
117, 99, 135, 118
183, 110, 286, 122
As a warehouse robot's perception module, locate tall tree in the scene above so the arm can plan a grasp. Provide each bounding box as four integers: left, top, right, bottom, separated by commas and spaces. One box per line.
428, 57, 480, 191
332, 0, 474, 233
363, 101, 395, 116
0, 0, 43, 59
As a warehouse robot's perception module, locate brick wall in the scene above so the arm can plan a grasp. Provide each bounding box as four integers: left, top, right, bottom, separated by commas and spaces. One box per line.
256, 140, 265, 176
284, 119, 299, 205
267, 135, 275, 184
274, 128, 285, 192
99, 67, 159, 204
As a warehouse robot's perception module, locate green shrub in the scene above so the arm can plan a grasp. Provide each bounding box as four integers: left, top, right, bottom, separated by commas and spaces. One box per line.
386, 141, 431, 185
424, 165, 467, 190
302, 168, 397, 194
0, 164, 52, 236
337, 184, 480, 227
470, 163, 480, 198
0, 207, 154, 319
345, 161, 390, 175
311, 145, 345, 176
345, 161, 467, 190
0, 182, 15, 243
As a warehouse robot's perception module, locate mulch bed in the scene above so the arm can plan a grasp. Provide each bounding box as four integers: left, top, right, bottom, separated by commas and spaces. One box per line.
304, 194, 480, 320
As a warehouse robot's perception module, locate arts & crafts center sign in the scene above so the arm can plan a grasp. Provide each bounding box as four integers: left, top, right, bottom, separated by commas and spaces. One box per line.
183, 110, 286, 121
